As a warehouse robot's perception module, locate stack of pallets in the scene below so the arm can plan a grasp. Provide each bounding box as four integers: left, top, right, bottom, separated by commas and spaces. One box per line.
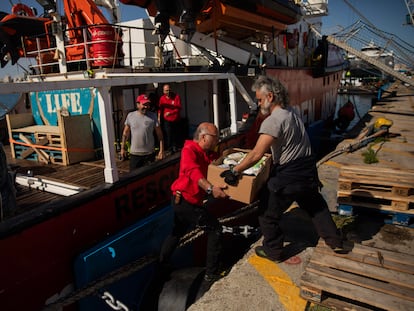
300, 240, 414, 310
337, 165, 414, 226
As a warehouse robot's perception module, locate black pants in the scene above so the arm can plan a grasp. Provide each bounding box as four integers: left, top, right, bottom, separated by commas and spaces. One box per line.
129, 153, 155, 171
159, 197, 222, 275
163, 120, 180, 152
258, 182, 342, 259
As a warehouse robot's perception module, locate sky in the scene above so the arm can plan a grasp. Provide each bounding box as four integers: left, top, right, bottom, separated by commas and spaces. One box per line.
1, 0, 413, 79
322, 0, 413, 46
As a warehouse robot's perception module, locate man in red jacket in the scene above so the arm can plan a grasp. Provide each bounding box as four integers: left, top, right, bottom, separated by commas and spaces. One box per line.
159, 83, 182, 153
159, 122, 228, 282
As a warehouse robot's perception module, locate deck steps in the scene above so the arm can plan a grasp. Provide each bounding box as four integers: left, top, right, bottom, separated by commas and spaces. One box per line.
300, 240, 414, 311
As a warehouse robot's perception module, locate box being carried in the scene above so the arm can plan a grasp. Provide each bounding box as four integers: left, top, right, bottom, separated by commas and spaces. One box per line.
207, 148, 272, 204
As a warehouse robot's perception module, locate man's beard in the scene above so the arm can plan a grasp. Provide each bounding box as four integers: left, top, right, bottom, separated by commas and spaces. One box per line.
260, 98, 271, 115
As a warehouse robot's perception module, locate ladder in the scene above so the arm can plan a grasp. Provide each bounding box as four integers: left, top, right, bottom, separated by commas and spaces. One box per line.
327, 36, 414, 86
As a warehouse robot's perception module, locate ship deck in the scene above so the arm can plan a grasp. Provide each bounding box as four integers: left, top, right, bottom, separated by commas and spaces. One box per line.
4, 144, 132, 216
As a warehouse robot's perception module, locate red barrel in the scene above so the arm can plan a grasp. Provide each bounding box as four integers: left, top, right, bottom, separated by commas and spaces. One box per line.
91, 26, 116, 67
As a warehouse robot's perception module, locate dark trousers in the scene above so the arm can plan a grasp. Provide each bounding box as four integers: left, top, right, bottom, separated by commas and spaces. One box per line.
159, 197, 222, 275
258, 182, 342, 259
129, 153, 155, 171
163, 120, 180, 151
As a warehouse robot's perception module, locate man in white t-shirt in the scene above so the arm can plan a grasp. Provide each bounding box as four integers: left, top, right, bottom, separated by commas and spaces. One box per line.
121, 94, 165, 171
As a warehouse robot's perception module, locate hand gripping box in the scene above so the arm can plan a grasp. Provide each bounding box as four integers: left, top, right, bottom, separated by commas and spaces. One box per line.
207, 148, 272, 204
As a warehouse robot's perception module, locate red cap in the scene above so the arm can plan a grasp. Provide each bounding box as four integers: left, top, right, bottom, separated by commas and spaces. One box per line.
136, 94, 150, 104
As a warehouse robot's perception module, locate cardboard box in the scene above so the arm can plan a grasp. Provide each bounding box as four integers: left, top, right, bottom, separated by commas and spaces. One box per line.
207, 148, 272, 204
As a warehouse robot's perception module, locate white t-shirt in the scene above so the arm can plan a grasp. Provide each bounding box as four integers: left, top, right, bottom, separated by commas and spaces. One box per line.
125, 111, 159, 154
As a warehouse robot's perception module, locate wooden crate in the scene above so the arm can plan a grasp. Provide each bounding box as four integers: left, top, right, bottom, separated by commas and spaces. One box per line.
300, 240, 414, 311
6, 113, 95, 165
338, 165, 414, 211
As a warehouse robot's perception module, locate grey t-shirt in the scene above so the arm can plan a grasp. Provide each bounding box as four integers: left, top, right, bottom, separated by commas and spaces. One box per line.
125, 111, 159, 155
259, 106, 311, 165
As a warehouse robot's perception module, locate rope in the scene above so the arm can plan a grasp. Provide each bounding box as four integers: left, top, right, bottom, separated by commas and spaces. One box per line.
316, 128, 388, 167
42, 200, 260, 310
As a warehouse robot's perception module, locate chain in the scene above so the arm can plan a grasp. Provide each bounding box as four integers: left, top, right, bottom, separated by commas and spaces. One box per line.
178, 200, 259, 247
42, 254, 158, 311
42, 200, 259, 310
101, 291, 129, 311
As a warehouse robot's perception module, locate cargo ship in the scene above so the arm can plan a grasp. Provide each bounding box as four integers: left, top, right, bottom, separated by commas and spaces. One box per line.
0, 1, 346, 310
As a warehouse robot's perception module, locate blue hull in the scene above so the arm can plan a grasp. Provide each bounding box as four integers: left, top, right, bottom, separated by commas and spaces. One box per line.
74, 205, 181, 310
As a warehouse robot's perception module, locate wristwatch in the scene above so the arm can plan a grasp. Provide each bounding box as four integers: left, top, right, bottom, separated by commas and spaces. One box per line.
206, 185, 213, 195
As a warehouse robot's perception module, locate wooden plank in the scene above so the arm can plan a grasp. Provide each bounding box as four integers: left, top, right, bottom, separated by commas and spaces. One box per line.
301, 272, 414, 311
21, 138, 49, 159
300, 286, 372, 311
338, 188, 413, 203
6, 113, 34, 129
337, 193, 413, 213
308, 255, 414, 291
316, 240, 414, 268
338, 177, 413, 196
18, 133, 50, 164
59, 114, 95, 165
301, 240, 414, 310
305, 262, 414, 301
339, 167, 414, 187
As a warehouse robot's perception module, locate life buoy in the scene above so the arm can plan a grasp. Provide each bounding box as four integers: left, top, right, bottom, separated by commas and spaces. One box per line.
334, 100, 355, 131
11, 3, 35, 17
338, 100, 355, 120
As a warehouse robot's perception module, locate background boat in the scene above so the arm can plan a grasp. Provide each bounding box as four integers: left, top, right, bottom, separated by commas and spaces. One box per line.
348, 40, 395, 79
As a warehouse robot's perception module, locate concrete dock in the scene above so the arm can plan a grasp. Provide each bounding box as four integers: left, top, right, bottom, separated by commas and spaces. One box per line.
188, 81, 414, 311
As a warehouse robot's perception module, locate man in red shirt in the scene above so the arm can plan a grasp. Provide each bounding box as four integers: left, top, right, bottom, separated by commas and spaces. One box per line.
159, 122, 228, 282
159, 84, 182, 153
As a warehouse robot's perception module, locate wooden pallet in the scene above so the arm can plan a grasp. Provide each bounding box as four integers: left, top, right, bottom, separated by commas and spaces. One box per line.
338, 165, 414, 211
300, 240, 414, 311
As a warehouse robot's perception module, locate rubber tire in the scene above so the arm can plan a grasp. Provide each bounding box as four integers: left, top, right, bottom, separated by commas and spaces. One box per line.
158, 267, 210, 311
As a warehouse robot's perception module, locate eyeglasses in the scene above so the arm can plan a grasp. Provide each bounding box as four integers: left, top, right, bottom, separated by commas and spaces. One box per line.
204, 133, 218, 138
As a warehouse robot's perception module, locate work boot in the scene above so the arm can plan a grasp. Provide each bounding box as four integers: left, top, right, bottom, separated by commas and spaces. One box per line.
255, 245, 303, 264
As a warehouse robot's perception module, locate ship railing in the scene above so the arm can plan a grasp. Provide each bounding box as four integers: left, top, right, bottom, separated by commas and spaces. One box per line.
22, 23, 212, 76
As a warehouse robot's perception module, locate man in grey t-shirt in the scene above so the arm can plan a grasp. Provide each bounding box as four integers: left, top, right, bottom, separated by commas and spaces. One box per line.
221, 76, 346, 263
121, 94, 165, 171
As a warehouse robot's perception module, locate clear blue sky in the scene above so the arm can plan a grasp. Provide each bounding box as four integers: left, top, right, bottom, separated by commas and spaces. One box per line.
1, 0, 413, 79
322, 0, 413, 46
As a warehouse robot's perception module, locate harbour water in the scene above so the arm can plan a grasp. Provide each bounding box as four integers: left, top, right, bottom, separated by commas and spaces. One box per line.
334, 92, 375, 133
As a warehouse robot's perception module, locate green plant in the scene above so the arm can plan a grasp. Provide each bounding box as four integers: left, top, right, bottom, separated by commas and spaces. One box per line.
362, 146, 378, 164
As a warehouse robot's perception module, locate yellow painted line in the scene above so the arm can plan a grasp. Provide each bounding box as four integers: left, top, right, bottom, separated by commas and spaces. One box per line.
324, 160, 343, 168
248, 255, 308, 311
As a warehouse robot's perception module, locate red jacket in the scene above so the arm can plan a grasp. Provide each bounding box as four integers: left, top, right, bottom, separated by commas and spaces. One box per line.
171, 140, 218, 205
159, 93, 182, 122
